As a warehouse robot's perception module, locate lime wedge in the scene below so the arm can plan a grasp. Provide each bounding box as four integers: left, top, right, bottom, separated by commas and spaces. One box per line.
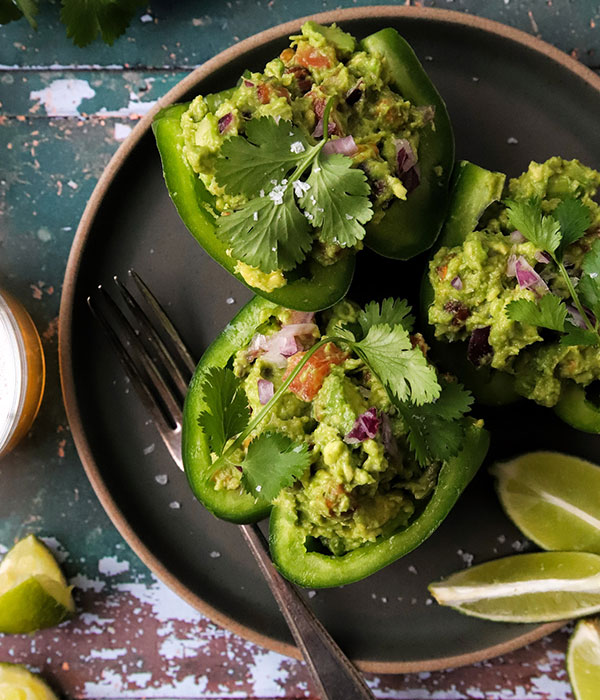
0, 663, 59, 699
491, 451, 600, 555
428, 551, 600, 622
0, 535, 75, 634
567, 618, 600, 700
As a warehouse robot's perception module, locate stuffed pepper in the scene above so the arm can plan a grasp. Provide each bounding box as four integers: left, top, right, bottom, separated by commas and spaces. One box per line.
153, 21, 454, 311
182, 295, 488, 587
425, 157, 600, 432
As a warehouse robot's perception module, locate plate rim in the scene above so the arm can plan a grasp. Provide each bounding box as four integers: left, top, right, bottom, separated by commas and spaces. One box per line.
57, 4, 598, 673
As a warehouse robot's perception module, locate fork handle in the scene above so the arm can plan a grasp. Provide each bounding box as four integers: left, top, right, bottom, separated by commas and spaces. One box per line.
239, 524, 375, 700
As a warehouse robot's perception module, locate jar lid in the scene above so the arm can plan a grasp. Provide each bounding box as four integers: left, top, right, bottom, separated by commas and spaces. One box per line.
0, 293, 26, 454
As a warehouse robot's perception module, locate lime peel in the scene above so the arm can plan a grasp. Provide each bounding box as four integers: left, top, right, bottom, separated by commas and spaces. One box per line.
0, 662, 60, 699
567, 618, 600, 700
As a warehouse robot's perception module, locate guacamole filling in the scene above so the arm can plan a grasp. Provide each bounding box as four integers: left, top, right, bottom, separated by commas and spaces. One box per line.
215, 301, 439, 556
181, 21, 435, 291
429, 157, 600, 407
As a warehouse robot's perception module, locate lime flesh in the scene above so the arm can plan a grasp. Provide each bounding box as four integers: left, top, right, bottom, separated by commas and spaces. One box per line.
567, 618, 600, 700
0, 535, 74, 634
491, 451, 600, 555
0, 663, 60, 700
428, 551, 600, 623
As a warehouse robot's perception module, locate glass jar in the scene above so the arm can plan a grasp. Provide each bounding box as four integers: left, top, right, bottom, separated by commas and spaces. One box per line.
0, 290, 45, 458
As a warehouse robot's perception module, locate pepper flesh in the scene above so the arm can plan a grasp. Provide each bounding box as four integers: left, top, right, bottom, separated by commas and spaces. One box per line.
182, 295, 490, 584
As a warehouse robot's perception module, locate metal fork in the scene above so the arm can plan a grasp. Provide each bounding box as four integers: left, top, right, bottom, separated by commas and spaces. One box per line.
88, 270, 375, 700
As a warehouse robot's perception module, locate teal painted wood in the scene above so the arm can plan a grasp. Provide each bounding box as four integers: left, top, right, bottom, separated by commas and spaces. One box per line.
0, 0, 599, 68
0, 1, 598, 697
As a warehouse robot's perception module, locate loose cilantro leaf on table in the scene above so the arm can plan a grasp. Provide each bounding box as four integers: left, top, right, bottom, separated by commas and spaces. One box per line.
505, 196, 600, 346
241, 432, 311, 501
61, 0, 145, 47
506, 294, 567, 332
213, 99, 373, 273
197, 367, 250, 455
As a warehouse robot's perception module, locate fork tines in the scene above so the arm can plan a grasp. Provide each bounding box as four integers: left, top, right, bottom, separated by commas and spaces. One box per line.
87, 270, 195, 470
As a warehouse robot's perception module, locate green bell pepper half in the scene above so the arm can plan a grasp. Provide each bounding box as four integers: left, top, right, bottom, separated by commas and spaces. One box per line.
554, 382, 600, 433
269, 422, 489, 588
183, 294, 490, 586
182, 296, 274, 523
360, 29, 455, 260
421, 160, 520, 405
152, 102, 354, 312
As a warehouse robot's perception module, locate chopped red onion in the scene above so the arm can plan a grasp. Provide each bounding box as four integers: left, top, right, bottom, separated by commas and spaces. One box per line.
515, 256, 549, 295
246, 333, 269, 361
243, 80, 254, 87
218, 113, 233, 133
258, 322, 319, 367
509, 230, 526, 243
312, 117, 338, 139
451, 276, 463, 291
380, 413, 398, 458
344, 408, 380, 445
322, 135, 358, 157
257, 379, 274, 405
534, 251, 550, 264
467, 327, 493, 366
289, 311, 315, 324
401, 165, 421, 194
567, 305, 588, 329
394, 138, 417, 174
506, 254, 517, 278
416, 104, 436, 125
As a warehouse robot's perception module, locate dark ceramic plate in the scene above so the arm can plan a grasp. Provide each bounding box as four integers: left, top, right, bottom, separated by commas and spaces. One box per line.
59, 7, 600, 672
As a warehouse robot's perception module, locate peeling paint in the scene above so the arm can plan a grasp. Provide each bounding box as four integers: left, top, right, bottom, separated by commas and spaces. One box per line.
29, 78, 96, 117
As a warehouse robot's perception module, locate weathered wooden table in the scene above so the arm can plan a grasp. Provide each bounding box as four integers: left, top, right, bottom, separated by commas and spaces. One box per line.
1, 1, 598, 697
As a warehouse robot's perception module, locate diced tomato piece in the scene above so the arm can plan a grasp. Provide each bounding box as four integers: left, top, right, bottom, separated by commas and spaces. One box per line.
284, 342, 347, 402
437, 264, 448, 280
296, 43, 332, 69
257, 83, 271, 104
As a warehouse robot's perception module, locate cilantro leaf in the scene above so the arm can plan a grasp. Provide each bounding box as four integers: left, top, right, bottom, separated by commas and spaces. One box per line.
555, 197, 592, 257
576, 276, 600, 322
582, 238, 600, 278
353, 324, 440, 406
395, 381, 472, 465
216, 187, 312, 272
240, 432, 311, 502
299, 153, 373, 248
61, 0, 144, 47
505, 198, 561, 255
215, 118, 310, 198
197, 367, 250, 456
358, 298, 415, 337
506, 294, 567, 332
560, 322, 599, 347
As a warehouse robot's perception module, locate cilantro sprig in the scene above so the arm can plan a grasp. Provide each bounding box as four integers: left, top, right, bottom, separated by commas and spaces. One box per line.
214, 98, 373, 273
505, 197, 600, 346
197, 299, 474, 500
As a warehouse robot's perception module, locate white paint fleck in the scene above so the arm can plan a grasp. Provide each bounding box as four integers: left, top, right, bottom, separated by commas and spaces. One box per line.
69, 574, 106, 592
246, 649, 290, 696
143, 443, 156, 455
39, 536, 69, 563
225, 297, 235, 305
507, 136, 519, 145
30, 78, 95, 117
155, 474, 168, 485
67, 180, 78, 190
114, 123, 133, 141
98, 556, 130, 576
128, 672, 153, 688
408, 565, 418, 575
87, 647, 127, 660
37, 227, 52, 242
209, 551, 221, 559
140, 13, 153, 22
116, 577, 204, 623
96, 92, 157, 118
169, 501, 181, 509
307, 590, 316, 599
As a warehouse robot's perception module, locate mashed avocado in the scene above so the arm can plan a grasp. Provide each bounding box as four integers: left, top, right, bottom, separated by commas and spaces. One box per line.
429, 157, 600, 407
214, 301, 438, 555
181, 21, 434, 289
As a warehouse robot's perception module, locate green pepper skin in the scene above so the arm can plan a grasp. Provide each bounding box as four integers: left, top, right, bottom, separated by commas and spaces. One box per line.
152, 103, 355, 312
182, 296, 274, 523
554, 383, 600, 433
269, 423, 489, 588
421, 161, 520, 406
360, 29, 455, 260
